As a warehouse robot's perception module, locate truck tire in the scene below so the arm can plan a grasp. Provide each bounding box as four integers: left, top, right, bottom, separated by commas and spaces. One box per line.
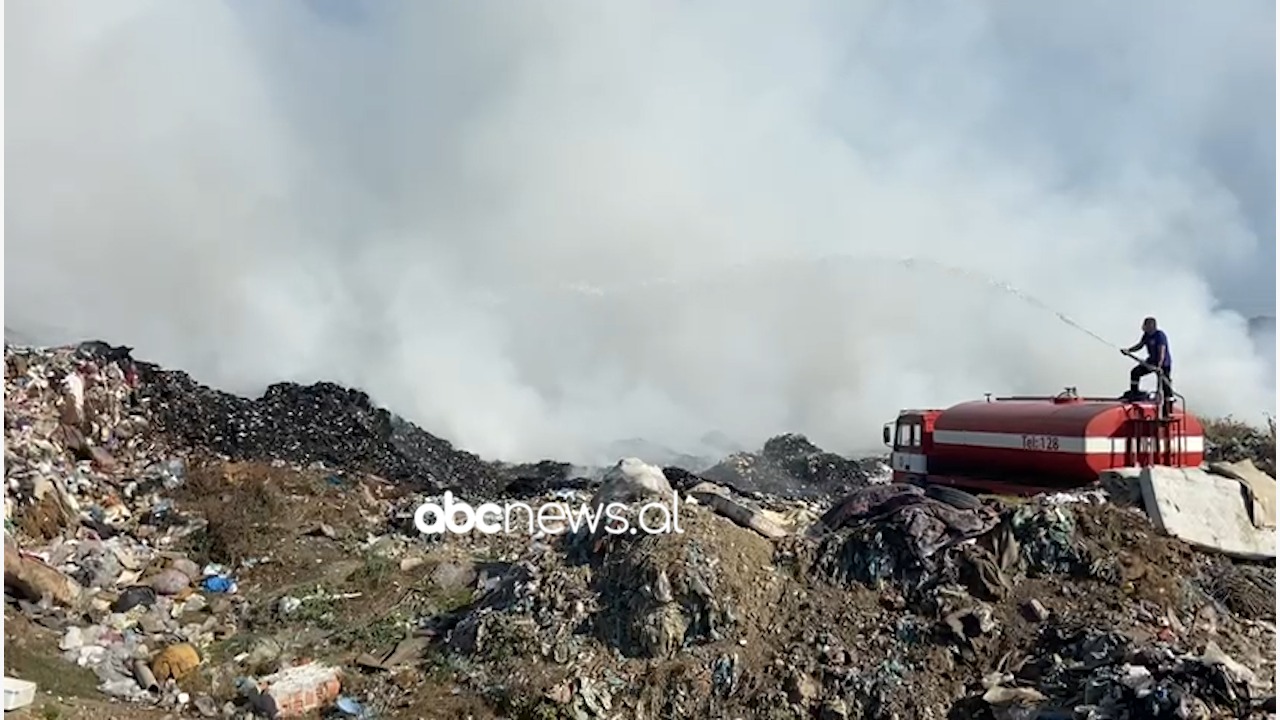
924, 484, 984, 511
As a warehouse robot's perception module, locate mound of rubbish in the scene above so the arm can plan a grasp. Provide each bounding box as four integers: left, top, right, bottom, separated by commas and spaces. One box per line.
119, 348, 505, 494
3, 339, 1276, 720
695, 433, 889, 499
1204, 417, 1277, 477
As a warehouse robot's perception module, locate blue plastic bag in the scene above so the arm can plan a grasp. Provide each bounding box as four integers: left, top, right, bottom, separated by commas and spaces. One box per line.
202, 575, 235, 593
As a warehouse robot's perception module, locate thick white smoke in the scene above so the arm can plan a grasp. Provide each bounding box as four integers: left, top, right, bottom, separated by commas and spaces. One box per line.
5, 0, 1276, 464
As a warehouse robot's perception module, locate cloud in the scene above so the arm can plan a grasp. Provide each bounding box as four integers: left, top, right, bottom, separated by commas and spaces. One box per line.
6, 0, 1275, 463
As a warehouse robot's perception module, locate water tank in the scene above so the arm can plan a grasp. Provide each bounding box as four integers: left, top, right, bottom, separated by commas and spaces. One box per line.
928, 397, 1204, 487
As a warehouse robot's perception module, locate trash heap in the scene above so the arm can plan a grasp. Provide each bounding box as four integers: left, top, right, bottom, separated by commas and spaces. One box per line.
3, 342, 249, 713
4, 340, 1276, 720
134, 362, 506, 494
418, 481, 1277, 719
1203, 417, 1277, 477
4, 341, 159, 539
698, 432, 890, 499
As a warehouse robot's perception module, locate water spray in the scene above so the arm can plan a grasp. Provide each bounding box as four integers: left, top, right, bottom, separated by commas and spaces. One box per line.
891, 256, 1119, 350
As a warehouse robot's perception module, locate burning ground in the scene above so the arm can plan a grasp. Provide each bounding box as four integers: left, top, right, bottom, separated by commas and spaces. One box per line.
3, 341, 1276, 719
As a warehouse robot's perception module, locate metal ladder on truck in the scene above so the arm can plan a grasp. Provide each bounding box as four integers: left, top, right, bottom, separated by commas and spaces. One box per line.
1123, 353, 1190, 467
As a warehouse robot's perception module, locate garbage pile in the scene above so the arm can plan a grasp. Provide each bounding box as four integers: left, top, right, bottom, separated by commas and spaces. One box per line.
1204, 417, 1277, 477
4, 341, 159, 540
1011, 623, 1275, 719
133, 359, 506, 494
806, 483, 1002, 592
4, 340, 1276, 720
697, 432, 889, 499
424, 481, 1277, 719
3, 342, 251, 712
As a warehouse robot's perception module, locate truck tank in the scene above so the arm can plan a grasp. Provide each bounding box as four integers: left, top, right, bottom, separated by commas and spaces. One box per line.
927, 395, 1205, 488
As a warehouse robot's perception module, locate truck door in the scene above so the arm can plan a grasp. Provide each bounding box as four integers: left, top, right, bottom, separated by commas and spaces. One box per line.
890, 418, 927, 476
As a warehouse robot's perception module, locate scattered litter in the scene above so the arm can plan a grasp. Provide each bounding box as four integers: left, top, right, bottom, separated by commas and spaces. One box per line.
148, 568, 191, 595
151, 643, 201, 683
334, 695, 369, 718
251, 662, 342, 718
201, 575, 236, 593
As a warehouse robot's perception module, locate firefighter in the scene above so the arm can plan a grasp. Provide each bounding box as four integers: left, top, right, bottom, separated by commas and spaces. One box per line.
1121, 316, 1172, 405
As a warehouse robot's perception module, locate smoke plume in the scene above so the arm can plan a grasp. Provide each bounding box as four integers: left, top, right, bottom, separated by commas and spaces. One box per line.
6, 0, 1276, 463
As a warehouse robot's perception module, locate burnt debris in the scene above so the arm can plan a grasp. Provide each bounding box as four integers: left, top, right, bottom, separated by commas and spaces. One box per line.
135, 367, 503, 494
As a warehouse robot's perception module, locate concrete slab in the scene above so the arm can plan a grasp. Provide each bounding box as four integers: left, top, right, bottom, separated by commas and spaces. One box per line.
1135, 466, 1276, 560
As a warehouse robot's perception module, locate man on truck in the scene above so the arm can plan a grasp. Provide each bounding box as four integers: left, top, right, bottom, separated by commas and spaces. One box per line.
1121, 316, 1173, 406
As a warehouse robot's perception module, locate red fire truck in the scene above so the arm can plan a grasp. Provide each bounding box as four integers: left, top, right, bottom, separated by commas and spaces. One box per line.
883, 388, 1205, 495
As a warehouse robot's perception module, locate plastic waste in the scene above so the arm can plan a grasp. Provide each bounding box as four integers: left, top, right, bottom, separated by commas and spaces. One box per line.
149, 568, 191, 595
202, 575, 235, 593
111, 586, 157, 613
278, 596, 301, 615
335, 695, 369, 717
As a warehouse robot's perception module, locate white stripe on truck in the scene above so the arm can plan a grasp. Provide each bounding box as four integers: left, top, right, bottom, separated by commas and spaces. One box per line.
932, 430, 1204, 455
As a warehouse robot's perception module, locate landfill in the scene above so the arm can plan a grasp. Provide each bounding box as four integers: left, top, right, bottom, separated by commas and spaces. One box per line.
1203, 417, 1278, 477
3, 340, 1276, 719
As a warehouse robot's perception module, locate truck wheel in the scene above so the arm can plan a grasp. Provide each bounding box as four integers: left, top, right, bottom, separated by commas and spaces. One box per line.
924, 484, 984, 510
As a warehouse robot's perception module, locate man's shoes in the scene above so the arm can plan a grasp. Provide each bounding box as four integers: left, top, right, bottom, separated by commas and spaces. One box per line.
1120, 389, 1147, 402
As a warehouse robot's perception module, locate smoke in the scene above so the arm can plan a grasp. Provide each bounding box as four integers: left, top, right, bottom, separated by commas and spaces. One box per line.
1249, 316, 1277, 378
6, 0, 1276, 463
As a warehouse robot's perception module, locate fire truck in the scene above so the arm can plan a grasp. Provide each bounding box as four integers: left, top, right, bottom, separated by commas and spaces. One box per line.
883, 387, 1205, 495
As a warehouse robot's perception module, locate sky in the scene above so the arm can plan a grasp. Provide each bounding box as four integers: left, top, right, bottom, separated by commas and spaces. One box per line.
5, 0, 1276, 464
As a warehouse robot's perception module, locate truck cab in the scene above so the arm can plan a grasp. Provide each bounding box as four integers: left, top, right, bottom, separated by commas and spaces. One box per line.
882, 410, 940, 481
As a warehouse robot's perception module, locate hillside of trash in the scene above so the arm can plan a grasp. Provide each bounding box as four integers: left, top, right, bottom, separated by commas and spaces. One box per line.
3, 340, 1276, 719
